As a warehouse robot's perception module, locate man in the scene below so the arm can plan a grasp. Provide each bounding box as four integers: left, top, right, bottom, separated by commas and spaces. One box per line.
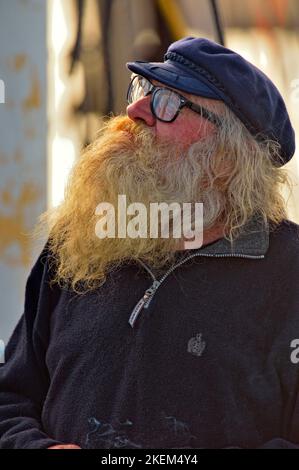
0, 37, 299, 449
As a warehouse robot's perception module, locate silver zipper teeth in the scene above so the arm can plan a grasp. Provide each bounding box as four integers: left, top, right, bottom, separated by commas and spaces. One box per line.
129, 251, 264, 328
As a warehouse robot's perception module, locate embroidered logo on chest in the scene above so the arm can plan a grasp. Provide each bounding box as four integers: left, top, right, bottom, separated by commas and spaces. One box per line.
187, 333, 206, 357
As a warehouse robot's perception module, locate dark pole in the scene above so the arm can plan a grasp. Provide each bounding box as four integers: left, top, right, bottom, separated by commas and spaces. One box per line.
209, 0, 225, 46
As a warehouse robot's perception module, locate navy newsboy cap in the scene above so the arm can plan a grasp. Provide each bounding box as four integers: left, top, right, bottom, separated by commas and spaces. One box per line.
127, 36, 295, 166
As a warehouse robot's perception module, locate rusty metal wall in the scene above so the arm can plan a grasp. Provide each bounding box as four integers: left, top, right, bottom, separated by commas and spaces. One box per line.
0, 0, 47, 345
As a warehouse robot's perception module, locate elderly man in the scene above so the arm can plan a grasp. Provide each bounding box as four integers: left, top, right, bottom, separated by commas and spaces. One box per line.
0, 37, 299, 449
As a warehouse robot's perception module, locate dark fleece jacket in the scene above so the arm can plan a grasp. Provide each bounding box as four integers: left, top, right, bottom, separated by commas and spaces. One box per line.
1, 216, 299, 449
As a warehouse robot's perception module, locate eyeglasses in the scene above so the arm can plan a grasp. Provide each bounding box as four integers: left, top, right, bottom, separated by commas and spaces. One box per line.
127, 74, 222, 127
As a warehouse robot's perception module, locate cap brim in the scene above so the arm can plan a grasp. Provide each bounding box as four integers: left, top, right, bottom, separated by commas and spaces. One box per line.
126, 60, 222, 100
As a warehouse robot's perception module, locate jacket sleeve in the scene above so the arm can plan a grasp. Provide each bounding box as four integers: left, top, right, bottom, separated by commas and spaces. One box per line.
0, 244, 63, 449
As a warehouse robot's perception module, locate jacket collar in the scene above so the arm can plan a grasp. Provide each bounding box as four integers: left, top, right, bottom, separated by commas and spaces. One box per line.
195, 213, 270, 258
135, 214, 270, 283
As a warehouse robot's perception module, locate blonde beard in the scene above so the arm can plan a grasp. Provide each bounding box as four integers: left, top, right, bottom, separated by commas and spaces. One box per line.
42, 115, 225, 291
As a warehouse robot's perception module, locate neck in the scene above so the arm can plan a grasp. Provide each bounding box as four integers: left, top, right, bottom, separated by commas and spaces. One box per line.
177, 223, 225, 251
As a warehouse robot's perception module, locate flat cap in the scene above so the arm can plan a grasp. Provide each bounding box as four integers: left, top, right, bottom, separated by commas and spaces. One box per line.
127, 36, 295, 166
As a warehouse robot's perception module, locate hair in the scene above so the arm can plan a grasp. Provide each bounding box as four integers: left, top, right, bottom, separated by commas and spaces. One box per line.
192, 95, 293, 242
32, 102, 293, 294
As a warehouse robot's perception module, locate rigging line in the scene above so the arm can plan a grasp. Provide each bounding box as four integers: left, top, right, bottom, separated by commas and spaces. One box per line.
209, 0, 225, 46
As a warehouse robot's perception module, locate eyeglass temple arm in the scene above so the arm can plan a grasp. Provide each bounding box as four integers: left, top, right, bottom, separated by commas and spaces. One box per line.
186, 102, 222, 127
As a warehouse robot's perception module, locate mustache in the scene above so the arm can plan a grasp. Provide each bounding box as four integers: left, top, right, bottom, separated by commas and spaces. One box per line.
102, 115, 155, 148
98, 115, 183, 167
107, 115, 145, 134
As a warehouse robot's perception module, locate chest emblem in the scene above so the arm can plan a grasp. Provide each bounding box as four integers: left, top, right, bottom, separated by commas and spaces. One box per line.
187, 333, 206, 357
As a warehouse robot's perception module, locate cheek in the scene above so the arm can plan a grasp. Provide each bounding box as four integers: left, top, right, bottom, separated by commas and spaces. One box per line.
181, 117, 216, 144
156, 116, 215, 145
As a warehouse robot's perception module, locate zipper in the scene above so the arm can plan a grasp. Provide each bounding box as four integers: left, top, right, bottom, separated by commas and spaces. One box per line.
128, 280, 161, 327
128, 251, 264, 328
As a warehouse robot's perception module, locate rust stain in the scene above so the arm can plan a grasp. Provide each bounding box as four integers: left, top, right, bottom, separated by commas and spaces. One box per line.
8, 53, 27, 71
25, 127, 37, 139
0, 182, 40, 266
14, 149, 22, 162
0, 150, 22, 164
1, 188, 13, 206
22, 69, 41, 111
0, 152, 8, 165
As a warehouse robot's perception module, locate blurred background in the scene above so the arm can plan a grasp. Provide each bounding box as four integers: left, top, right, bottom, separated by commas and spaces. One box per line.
0, 0, 298, 349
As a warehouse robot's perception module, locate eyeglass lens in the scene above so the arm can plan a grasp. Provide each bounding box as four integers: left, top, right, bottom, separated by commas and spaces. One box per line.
128, 76, 181, 122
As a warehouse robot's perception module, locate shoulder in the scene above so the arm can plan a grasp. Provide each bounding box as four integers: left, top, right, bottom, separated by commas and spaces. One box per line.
268, 218, 299, 260
270, 218, 299, 242
24, 241, 62, 345
27, 241, 52, 285
25, 240, 61, 309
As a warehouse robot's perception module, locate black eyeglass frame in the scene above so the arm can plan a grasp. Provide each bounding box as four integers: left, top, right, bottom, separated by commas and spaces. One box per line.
127, 75, 222, 127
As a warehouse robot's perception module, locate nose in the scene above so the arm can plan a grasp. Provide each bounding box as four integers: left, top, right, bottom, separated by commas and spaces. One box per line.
126, 96, 156, 127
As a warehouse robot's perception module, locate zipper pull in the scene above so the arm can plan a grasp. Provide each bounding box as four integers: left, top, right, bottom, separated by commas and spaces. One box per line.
129, 280, 160, 328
